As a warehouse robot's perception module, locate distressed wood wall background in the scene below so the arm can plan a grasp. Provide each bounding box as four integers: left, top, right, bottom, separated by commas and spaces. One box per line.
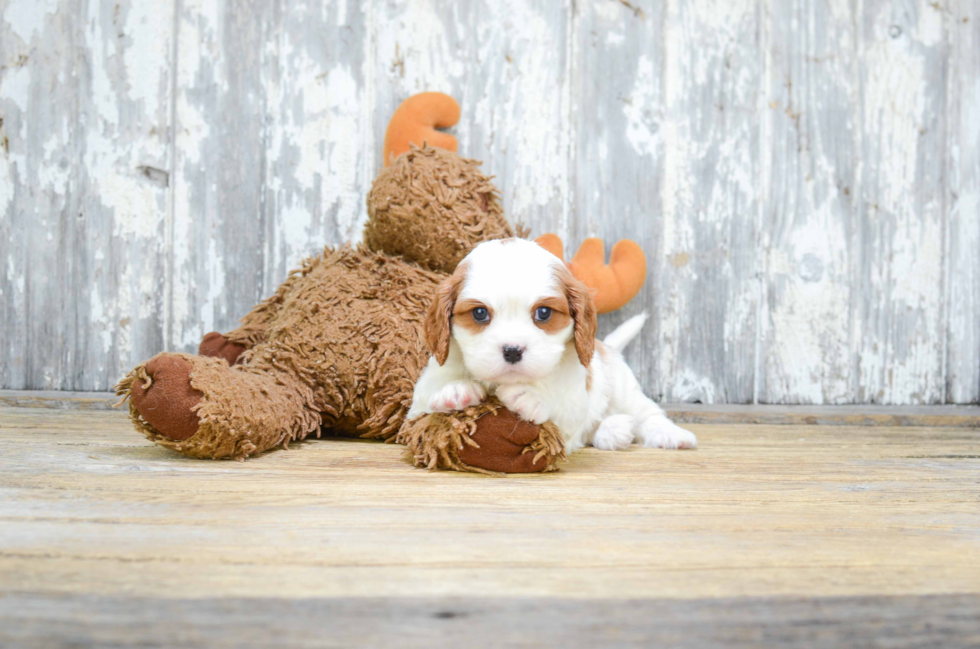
0, 0, 977, 404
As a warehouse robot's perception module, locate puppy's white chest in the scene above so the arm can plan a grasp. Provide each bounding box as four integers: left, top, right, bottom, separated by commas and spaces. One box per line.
539, 357, 607, 444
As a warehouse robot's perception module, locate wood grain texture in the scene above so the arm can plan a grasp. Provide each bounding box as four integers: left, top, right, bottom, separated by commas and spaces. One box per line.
4, 405, 980, 645
167, 0, 373, 354
2, 407, 979, 603
946, 0, 980, 404
760, 0, 860, 404
570, 0, 667, 399
371, 0, 571, 234
760, 0, 964, 405
169, 0, 270, 351
855, 0, 947, 404
0, 0, 173, 389
259, 0, 372, 300
1, 0, 977, 404
4, 592, 980, 648
657, 0, 762, 403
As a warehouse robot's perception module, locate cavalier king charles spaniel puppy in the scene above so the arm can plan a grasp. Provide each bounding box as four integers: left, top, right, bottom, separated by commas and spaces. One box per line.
408, 238, 697, 453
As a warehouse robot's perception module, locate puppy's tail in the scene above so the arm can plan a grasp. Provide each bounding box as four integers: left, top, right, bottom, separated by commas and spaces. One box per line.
603, 313, 648, 354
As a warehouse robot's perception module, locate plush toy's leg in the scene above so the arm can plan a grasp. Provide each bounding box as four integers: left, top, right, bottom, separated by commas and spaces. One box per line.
116, 352, 321, 460
397, 399, 565, 475
198, 332, 248, 366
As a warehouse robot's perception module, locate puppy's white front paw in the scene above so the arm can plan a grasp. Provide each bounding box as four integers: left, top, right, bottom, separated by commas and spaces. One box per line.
638, 417, 697, 449
592, 415, 635, 451
428, 381, 486, 413
495, 384, 550, 424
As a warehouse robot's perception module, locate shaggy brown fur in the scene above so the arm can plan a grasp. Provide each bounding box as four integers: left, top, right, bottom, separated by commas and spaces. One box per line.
116, 145, 564, 472
397, 399, 564, 474
118, 246, 440, 460
364, 145, 514, 273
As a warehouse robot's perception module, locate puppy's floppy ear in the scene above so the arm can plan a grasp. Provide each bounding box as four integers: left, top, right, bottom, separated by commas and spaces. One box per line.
556, 264, 598, 367
424, 262, 469, 365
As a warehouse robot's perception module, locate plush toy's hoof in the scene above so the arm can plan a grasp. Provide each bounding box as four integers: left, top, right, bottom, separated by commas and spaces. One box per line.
128, 355, 203, 442
397, 399, 565, 474
198, 332, 247, 366
458, 410, 551, 473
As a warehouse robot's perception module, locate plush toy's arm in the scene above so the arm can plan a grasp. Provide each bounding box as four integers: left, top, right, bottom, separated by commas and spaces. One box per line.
383, 92, 461, 166
534, 234, 647, 314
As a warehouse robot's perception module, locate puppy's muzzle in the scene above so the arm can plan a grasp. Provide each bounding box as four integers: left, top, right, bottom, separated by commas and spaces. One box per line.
502, 345, 524, 364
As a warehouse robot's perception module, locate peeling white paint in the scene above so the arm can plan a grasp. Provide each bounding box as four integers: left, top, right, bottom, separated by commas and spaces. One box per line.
2, 0, 59, 43
623, 56, 659, 157
671, 369, 718, 404
86, 3, 120, 128
88, 281, 113, 354
1, 0, 976, 402
468, 1, 568, 224
375, 0, 464, 91
336, 0, 347, 27
273, 52, 361, 248
121, 2, 170, 111
0, 141, 16, 217
198, 233, 225, 346
169, 0, 221, 351
0, 65, 30, 112
5, 255, 24, 296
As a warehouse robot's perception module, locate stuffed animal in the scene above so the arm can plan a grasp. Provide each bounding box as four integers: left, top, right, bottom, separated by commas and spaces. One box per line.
115, 93, 646, 473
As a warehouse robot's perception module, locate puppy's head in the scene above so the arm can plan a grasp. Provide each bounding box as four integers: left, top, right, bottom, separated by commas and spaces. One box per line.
424, 239, 597, 383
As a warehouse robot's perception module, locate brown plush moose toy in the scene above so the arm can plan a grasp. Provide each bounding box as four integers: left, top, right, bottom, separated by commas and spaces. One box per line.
116, 93, 646, 474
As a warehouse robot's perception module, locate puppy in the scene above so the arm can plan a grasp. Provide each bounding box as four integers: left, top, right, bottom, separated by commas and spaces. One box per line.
407, 238, 697, 453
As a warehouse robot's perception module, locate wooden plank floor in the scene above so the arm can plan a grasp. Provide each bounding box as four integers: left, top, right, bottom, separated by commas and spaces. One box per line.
1, 406, 979, 647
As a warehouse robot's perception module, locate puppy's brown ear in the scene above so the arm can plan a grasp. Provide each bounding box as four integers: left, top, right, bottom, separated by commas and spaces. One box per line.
557, 265, 598, 367
424, 262, 469, 365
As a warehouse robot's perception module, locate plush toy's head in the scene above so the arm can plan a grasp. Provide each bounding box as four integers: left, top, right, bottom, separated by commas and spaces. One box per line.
364, 145, 515, 274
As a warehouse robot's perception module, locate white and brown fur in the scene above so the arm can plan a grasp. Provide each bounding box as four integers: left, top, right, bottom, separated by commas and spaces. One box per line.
407, 238, 697, 453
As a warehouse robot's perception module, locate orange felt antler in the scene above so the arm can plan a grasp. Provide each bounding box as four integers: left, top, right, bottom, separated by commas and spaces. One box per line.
534, 234, 647, 314
534, 233, 564, 261
383, 92, 461, 166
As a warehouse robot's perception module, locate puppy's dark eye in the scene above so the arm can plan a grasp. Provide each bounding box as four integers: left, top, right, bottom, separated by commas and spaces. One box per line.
472, 307, 490, 323
534, 306, 552, 322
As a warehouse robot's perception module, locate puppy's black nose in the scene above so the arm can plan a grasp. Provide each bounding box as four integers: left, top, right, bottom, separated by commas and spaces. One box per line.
502, 345, 524, 364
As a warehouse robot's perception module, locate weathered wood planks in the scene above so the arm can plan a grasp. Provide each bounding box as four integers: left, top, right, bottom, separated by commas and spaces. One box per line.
569, 1, 667, 399
1, 407, 978, 610
0, 1, 173, 390
4, 592, 980, 648
657, 0, 763, 403
946, 0, 980, 404
1, 0, 977, 403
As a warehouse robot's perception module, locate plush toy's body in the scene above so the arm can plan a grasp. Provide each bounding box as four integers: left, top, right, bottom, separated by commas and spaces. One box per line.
117, 93, 646, 473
